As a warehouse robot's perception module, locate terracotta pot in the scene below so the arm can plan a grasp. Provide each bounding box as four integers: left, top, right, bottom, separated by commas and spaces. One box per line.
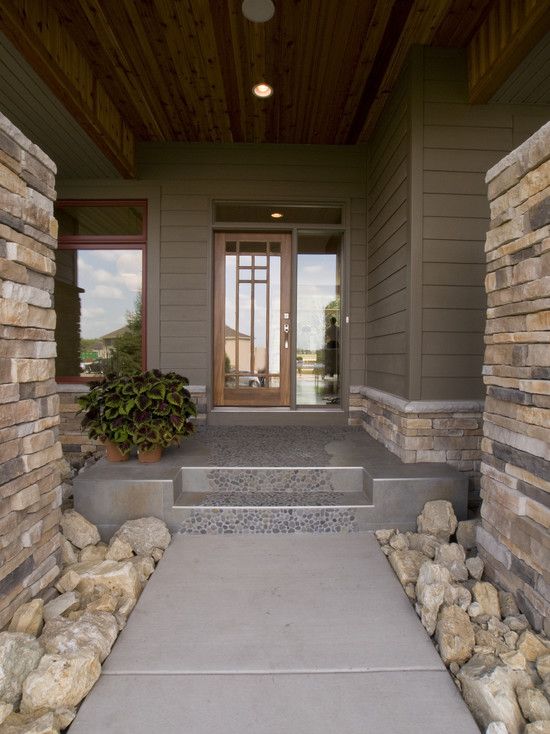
138, 445, 163, 463
104, 440, 129, 462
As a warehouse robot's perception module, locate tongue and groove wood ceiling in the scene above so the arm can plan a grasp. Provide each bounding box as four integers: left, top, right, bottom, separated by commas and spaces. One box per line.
4, 0, 493, 147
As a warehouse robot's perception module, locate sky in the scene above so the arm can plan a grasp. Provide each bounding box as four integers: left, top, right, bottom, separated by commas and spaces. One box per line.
77, 250, 142, 339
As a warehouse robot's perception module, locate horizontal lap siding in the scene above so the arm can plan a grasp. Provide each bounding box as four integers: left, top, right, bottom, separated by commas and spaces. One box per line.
366, 70, 410, 398
137, 144, 367, 386
420, 48, 550, 400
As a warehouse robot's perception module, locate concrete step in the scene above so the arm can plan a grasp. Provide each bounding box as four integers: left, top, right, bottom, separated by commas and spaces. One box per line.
74, 463, 467, 539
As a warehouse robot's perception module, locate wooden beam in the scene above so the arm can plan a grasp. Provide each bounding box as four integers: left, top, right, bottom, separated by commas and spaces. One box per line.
0, 0, 136, 177
468, 0, 550, 103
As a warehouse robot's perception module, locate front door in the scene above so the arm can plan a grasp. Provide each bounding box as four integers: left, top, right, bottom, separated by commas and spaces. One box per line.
213, 232, 291, 406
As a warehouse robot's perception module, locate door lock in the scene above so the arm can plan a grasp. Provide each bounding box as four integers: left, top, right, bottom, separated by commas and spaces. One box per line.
283, 323, 290, 333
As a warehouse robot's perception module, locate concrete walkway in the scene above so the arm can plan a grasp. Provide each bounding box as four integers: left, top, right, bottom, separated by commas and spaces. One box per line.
70, 533, 479, 733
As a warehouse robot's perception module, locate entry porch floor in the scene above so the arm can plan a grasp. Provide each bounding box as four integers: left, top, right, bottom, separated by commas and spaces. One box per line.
70, 532, 479, 733
73, 426, 469, 536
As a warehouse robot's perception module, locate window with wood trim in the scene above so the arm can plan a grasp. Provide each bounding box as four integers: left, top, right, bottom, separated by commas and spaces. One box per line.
53, 200, 147, 382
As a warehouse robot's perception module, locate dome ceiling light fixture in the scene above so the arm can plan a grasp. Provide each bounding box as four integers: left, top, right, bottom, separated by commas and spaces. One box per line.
270, 211, 283, 219
252, 82, 273, 98
242, 0, 275, 23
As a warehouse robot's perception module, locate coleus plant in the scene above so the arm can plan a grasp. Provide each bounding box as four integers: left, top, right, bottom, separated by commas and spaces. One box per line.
78, 369, 197, 454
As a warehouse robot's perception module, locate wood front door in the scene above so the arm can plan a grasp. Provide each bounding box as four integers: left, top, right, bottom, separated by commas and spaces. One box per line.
214, 232, 291, 406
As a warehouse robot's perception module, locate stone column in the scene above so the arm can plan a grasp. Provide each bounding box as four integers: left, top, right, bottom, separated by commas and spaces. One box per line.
0, 112, 63, 627
479, 122, 550, 634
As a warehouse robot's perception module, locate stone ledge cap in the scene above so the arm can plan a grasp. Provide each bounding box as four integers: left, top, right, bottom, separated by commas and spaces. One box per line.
358, 386, 485, 414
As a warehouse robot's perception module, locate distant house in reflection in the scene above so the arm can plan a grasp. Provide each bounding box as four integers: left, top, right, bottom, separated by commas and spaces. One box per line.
224, 324, 266, 374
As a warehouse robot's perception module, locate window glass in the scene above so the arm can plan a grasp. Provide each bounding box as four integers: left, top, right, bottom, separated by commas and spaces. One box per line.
215, 203, 342, 225
54, 249, 143, 377
296, 233, 341, 406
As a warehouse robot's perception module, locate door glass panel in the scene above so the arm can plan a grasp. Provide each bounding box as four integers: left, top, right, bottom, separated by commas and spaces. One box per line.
224, 240, 281, 390
296, 233, 342, 406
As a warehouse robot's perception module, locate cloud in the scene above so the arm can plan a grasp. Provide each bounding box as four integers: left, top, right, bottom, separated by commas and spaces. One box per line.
82, 306, 106, 317
91, 285, 124, 299
93, 251, 118, 262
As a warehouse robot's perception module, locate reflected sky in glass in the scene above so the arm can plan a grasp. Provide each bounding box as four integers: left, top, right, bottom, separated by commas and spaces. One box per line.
76, 250, 142, 339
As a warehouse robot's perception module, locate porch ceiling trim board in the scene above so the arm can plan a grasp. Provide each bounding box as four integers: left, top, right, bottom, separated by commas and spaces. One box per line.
468, 0, 550, 103
0, 0, 136, 178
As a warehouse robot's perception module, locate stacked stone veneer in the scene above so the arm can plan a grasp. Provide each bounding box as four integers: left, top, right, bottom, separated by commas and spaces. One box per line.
350, 387, 484, 503
0, 113, 63, 627
478, 122, 550, 634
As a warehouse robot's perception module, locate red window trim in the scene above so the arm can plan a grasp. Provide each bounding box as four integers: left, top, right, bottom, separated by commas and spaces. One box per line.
55, 199, 147, 384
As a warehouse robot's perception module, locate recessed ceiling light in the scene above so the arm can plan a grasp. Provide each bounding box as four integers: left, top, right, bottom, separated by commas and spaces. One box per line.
242, 0, 275, 23
271, 211, 283, 219
252, 82, 273, 98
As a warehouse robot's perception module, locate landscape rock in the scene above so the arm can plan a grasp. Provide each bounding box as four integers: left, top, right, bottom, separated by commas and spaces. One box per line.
466, 557, 485, 581
407, 532, 441, 558
499, 592, 520, 619
456, 519, 480, 550
20, 651, 101, 712
60, 538, 78, 567
473, 582, 501, 618
130, 555, 155, 584
83, 590, 120, 614
404, 583, 416, 600
0, 711, 58, 734
458, 653, 533, 734
517, 687, 550, 722
79, 544, 107, 564
435, 605, 475, 665
55, 570, 80, 594
40, 611, 118, 663
505, 615, 529, 633
416, 562, 453, 635
486, 724, 509, 734
374, 529, 394, 544
536, 652, 550, 678
469, 602, 484, 618
434, 543, 468, 582
43, 592, 80, 621
69, 560, 141, 600
499, 651, 527, 670
417, 500, 457, 542
112, 517, 170, 556
476, 629, 510, 656
524, 723, 550, 734
518, 631, 548, 662
105, 538, 133, 562
503, 631, 518, 649
8, 600, 44, 637
455, 585, 473, 611
388, 549, 426, 585
0, 632, 43, 705
60, 510, 100, 550
151, 548, 164, 562
0, 702, 13, 725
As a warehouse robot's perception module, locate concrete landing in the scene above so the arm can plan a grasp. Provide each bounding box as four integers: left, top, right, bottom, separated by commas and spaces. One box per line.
70, 533, 478, 733
73, 427, 468, 537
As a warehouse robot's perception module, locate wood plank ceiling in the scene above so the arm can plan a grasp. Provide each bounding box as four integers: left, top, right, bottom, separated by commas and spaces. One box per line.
34, 0, 493, 147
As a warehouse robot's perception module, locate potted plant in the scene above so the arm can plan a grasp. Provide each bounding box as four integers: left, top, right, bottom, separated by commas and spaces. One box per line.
130, 370, 197, 463
77, 374, 134, 462
78, 369, 196, 463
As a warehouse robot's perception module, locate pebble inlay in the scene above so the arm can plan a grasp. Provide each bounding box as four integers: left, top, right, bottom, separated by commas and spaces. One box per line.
178, 507, 361, 534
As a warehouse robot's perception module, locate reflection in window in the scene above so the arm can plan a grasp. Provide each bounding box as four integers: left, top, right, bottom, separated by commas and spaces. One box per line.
54, 249, 143, 378
296, 233, 341, 406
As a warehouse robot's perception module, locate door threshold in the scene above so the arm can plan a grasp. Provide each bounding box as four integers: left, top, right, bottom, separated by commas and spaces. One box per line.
207, 408, 348, 426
